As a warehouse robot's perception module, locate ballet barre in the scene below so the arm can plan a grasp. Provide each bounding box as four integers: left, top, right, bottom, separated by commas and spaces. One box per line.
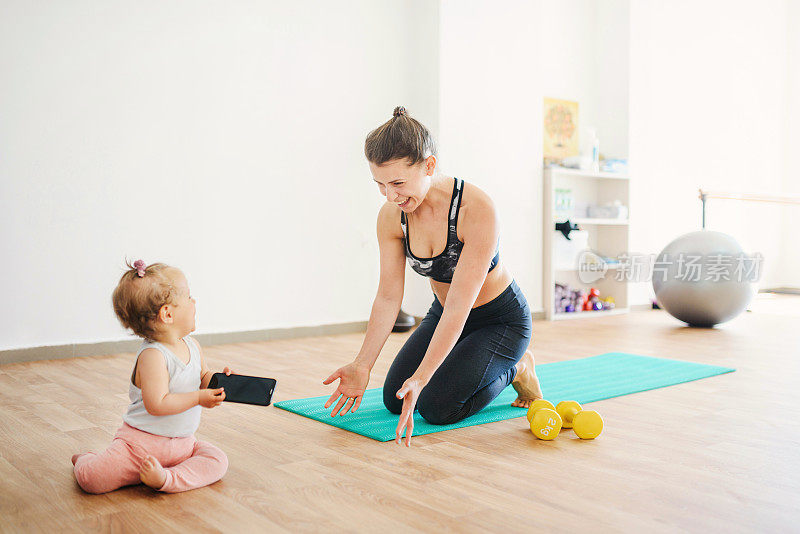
698, 189, 800, 228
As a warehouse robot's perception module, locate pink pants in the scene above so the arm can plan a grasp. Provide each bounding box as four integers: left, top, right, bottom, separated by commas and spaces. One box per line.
73, 423, 228, 494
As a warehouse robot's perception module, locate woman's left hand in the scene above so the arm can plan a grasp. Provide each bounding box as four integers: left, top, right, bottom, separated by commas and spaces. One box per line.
223, 367, 235, 376
395, 377, 426, 447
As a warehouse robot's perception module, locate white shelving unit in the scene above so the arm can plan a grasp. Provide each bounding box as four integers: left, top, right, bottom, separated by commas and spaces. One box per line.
543, 166, 631, 320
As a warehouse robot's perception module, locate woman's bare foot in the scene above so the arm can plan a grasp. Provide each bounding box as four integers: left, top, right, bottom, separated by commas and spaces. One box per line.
511, 350, 543, 408
139, 455, 167, 490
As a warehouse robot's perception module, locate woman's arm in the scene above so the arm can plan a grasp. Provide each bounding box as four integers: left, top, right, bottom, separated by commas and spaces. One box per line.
353, 202, 407, 371
323, 203, 406, 416
409, 191, 500, 384
394, 190, 499, 445
394, 189, 499, 445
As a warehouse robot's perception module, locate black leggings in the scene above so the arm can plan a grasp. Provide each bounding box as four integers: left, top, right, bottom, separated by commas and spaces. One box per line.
383, 280, 532, 425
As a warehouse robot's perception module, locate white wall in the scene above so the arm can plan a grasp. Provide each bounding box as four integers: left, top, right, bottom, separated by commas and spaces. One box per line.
778, 0, 800, 287
0, 0, 439, 350
628, 0, 790, 304
592, 0, 630, 161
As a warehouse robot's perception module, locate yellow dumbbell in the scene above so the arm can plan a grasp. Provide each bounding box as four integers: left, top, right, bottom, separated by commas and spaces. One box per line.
526, 399, 555, 422
572, 410, 604, 439
529, 408, 562, 440
556, 401, 581, 428
556, 400, 604, 439
527, 399, 562, 440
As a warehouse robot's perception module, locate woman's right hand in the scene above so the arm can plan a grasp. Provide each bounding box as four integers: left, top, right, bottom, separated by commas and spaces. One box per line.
323, 363, 370, 416
198, 387, 225, 408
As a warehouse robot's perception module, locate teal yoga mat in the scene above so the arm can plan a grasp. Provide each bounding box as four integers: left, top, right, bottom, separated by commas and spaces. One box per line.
274, 352, 734, 441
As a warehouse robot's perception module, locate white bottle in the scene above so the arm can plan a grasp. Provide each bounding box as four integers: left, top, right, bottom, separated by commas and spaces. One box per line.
581, 127, 600, 172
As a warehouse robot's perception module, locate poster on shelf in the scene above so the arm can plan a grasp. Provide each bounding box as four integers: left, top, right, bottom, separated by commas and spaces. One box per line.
543, 97, 579, 163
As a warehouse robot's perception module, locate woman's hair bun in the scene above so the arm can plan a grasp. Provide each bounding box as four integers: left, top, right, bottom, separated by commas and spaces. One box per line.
365, 105, 436, 165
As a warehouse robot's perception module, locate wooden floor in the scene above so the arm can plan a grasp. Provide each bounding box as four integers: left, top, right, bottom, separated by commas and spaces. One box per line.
1, 295, 799, 532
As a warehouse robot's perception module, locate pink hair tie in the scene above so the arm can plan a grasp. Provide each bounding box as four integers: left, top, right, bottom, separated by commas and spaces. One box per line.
133, 259, 147, 278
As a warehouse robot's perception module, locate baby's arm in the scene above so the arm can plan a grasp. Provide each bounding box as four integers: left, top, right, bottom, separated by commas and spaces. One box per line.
139, 348, 224, 415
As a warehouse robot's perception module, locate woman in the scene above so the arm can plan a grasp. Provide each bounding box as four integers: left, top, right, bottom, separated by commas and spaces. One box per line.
324, 107, 542, 446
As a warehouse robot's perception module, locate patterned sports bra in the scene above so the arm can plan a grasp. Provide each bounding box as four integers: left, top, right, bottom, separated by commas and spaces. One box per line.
400, 177, 500, 283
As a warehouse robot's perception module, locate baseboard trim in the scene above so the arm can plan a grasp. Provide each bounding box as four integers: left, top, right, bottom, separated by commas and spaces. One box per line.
0, 308, 561, 366
0, 321, 369, 366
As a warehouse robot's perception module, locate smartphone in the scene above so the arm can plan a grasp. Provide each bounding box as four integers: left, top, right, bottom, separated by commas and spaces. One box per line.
207, 373, 277, 406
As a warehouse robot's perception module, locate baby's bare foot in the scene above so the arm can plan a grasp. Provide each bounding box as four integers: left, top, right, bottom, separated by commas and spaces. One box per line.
511, 350, 543, 408
71, 454, 82, 465
139, 455, 167, 490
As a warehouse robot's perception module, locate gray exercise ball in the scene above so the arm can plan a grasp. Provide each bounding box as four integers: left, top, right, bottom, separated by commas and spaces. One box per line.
652, 230, 757, 327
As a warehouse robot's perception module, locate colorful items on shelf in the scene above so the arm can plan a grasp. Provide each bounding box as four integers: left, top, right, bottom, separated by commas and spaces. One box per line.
583, 287, 601, 311
555, 284, 616, 314
554, 283, 585, 314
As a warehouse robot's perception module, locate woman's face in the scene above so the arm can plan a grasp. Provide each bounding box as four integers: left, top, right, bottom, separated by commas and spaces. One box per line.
369, 156, 436, 213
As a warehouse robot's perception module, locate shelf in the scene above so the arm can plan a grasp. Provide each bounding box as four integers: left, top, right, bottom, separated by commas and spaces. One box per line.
561, 218, 629, 226
555, 264, 623, 272
544, 166, 630, 320
551, 307, 630, 321
546, 167, 630, 180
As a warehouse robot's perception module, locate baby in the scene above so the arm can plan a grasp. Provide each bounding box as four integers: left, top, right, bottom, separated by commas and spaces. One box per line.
72, 260, 230, 493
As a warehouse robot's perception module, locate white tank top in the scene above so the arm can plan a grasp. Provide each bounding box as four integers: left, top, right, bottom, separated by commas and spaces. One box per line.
122, 337, 202, 438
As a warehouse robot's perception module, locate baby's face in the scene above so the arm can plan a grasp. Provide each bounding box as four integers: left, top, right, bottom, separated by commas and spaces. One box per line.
170, 271, 196, 335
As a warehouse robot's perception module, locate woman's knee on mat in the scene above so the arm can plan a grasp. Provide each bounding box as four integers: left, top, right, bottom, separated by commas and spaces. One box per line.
382, 383, 403, 414
417, 402, 463, 425
416, 389, 465, 425
382, 363, 414, 414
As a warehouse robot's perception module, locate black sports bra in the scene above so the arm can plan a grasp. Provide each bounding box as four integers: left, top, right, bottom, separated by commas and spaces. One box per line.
400, 178, 500, 283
